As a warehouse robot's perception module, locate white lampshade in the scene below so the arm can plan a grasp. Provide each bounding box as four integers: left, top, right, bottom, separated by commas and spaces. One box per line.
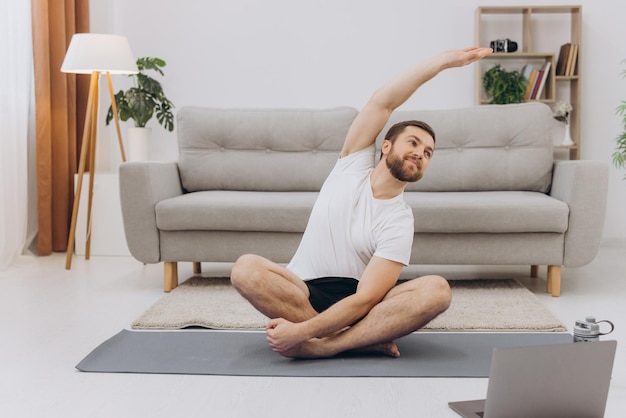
61, 33, 138, 75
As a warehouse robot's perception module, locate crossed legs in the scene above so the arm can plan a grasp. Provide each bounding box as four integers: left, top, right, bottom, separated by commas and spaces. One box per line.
231, 254, 318, 323
230, 254, 451, 358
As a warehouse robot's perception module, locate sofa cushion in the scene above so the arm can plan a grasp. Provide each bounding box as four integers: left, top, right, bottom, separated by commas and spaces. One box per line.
156, 191, 317, 233
177, 107, 358, 192
405, 191, 569, 233
156, 190, 568, 235
376, 103, 555, 193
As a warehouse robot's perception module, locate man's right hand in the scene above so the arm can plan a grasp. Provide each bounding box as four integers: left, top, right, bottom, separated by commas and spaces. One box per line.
438, 47, 493, 70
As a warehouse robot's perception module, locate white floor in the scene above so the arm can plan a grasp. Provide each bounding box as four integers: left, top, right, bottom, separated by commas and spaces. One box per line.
1, 240, 625, 418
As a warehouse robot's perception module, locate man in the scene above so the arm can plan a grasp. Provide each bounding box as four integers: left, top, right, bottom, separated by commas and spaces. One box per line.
231, 47, 492, 358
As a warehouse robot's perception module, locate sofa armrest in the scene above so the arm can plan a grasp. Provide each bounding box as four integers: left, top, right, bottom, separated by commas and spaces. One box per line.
119, 161, 183, 263
550, 160, 608, 267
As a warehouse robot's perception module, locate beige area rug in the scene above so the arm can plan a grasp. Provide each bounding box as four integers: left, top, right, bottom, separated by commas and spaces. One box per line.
132, 277, 567, 332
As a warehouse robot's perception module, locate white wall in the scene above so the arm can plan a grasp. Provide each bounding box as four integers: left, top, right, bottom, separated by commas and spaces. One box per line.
90, 0, 626, 240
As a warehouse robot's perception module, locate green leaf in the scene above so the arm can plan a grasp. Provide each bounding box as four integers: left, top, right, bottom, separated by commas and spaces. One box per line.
156, 101, 175, 132
137, 73, 164, 97
105, 90, 129, 125
126, 89, 156, 128
136, 57, 166, 76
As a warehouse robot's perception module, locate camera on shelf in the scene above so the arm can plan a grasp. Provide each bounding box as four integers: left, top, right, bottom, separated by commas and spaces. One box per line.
490, 38, 518, 53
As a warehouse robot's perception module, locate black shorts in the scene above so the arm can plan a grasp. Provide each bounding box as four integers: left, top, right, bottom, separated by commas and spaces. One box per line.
305, 277, 359, 313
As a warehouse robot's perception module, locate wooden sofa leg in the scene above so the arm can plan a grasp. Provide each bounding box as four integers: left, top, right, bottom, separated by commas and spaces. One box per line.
164, 262, 179, 292
546, 265, 561, 297
193, 262, 202, 274
530, 265, 539, 278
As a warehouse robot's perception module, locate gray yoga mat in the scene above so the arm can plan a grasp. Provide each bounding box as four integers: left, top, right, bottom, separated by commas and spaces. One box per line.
76, 330, 573, 377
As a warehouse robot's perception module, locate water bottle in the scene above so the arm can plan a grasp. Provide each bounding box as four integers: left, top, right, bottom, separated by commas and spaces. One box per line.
573, 316, 615, 342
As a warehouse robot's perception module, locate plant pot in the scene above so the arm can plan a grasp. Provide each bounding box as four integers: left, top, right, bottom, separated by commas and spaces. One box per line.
127, 127, 151, 161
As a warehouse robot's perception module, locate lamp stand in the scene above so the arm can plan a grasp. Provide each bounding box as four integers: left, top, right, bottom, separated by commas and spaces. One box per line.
65, 71, 127, 269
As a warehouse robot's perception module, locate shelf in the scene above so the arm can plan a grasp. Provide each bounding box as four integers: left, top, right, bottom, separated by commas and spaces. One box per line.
478, 5, 581, 14
555, 75, 580, 81
478, 6, 529, 13
475, 4, 582, 160
486, 53, 552, 58
480, 99, 556, 105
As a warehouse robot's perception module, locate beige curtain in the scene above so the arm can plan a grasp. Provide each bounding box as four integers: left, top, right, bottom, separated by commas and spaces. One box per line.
31, 0, 90, 255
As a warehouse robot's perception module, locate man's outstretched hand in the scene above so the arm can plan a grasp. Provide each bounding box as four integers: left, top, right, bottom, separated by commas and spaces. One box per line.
440, 47, 493, 69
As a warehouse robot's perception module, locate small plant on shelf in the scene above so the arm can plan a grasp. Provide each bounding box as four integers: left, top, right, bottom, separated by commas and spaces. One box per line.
482, 64, 526, 104
553, 101, 572, 125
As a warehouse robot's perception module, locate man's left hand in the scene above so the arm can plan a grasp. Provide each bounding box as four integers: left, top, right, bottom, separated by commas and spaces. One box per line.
266, 318, 308, 354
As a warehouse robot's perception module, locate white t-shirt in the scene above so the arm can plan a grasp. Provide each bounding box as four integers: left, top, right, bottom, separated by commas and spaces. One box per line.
286, 145, 414, 281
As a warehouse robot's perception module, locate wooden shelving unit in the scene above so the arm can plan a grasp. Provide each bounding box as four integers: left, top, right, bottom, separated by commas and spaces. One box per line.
475, 5, 582, 159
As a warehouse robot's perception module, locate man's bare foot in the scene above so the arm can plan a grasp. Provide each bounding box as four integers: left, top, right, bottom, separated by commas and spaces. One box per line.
279, 338, 332, 359
352, 341, 400, 358
278, 339, 400, 359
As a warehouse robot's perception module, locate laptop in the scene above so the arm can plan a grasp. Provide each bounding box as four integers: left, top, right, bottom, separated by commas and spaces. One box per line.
449, 340, 617, 418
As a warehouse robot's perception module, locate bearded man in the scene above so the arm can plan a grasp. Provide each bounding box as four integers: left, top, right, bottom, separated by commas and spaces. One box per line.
231, 47, 492, 358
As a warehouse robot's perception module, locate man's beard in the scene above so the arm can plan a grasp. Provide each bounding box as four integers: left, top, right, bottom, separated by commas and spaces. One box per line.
385, 150, 422, 182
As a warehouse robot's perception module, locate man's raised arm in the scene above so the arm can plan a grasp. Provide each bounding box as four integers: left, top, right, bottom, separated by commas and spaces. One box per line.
340, 47, 492, 158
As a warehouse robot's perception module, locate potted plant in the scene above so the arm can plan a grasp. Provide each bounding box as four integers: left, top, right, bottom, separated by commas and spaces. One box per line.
482, 64, 527, 104
106, 57, 175, 160
613, 61, 626, 179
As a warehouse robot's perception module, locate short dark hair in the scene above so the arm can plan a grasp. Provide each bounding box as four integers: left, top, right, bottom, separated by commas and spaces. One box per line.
380, 120, 436, 160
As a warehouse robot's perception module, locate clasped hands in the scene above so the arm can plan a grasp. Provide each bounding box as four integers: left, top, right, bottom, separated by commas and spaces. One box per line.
266, 317, 309, 355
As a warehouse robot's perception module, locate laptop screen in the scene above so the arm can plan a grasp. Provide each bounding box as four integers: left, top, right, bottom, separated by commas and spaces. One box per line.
484, 341, 616, 418
449, 340, 617, 418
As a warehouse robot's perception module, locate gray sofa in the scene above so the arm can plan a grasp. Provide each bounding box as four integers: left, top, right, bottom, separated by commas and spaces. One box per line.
119, 103, 608, 296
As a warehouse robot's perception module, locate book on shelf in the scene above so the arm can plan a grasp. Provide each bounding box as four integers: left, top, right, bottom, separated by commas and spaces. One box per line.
532, 61, 551, 100
566, 44, 579, 76
530, 68, 544, 100
521, 64, 533, 83
556, 43, 571, 76
556, 43, 579, 76
524, 68, 538, 101
572, 47, 579, 76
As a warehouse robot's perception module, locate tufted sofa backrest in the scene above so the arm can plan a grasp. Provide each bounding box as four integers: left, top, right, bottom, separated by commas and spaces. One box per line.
177, 106, 356, 192
376, 102, 554, 193
177, 102, 554, 193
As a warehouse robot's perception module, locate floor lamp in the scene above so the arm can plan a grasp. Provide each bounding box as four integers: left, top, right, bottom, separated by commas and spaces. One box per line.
61, 33, 138, 269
